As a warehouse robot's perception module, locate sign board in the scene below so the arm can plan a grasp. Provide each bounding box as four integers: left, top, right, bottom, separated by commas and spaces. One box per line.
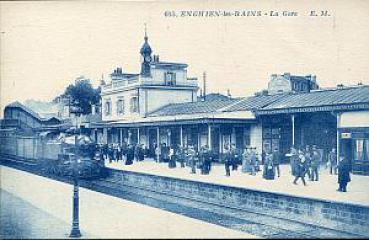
341, 133, 352, 139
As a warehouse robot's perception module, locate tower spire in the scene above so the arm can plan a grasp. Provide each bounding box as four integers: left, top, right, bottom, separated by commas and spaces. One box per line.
144, 23, 148, 41
203, 71, 207, 101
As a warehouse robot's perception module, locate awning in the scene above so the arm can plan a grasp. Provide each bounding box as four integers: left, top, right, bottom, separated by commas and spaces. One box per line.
90, 111, 256, 128
339, 111, 369, 128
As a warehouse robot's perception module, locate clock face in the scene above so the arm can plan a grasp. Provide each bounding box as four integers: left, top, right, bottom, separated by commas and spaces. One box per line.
145, 56, 151, 62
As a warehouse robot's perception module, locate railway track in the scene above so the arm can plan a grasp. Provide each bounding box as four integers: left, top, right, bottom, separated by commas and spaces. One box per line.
0, 156, 361, 239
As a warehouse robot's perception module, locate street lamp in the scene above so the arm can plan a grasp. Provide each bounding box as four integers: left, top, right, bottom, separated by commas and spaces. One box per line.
69, 105, 83, 238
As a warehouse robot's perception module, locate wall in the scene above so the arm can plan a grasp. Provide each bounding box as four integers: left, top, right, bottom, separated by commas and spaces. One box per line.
150, 68, 187, 84
339, 111, 369, 128
107, 169, 369, 237
102, 86, 195, 121
142, 88, 194, 115
0, 134, 62, 160
101, 88, 140, 122
268, 75, 291, 95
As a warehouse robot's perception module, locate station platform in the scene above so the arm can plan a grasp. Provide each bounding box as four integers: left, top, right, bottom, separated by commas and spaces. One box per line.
0, 165, 256, 239
106, 158, 369, 207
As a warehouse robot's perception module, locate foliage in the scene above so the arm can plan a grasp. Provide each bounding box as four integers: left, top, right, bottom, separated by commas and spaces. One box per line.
55, 77, 101, 115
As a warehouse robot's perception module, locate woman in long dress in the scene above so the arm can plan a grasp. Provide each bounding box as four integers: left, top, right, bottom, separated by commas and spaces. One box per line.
168, 146, 177, 168
242, 147, 251, 173
263, 150, 275, 180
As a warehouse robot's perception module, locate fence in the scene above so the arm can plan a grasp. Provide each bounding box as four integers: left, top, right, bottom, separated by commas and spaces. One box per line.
0, 133, 63, 161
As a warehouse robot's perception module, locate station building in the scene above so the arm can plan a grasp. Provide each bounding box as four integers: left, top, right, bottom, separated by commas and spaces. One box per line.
85, 33, 369, 174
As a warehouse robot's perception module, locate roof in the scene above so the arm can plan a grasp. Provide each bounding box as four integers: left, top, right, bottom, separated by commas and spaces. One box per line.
223, 94, 286, 112
257, 85, 369, 114
150, 61, 188, 68
198, 93, 232, 102
148, 85, 369, 117
5, 101, 61, 122
148, 99, 240, 117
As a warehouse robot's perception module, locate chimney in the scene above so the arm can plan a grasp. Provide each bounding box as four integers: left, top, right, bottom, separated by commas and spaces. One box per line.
227, 89, 232, 99
311, 75, 316, 82
283, 72, 291, 79
153, 55, 160, 62
100, 74, 106, 85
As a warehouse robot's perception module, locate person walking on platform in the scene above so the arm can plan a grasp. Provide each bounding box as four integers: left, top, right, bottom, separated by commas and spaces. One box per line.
293, 150, 307, 186
122, 140, 128, 162
230, 144, 239, 171
168, 145, 177, 168
224, 144, 232, 177
272, 148, 280, 177
125, 144, 134, 165
286, 147, 298, 177
205, 146, 213, 174
337, 155, 351, 192
241, 147, 251, 173
250, 148, 258, 176
134, 144, 140, 162
177, 145, 186, 168
107, 144, 114, 163
161, 143, 170, 163
199, 146, 205, 174
187, 145, 197, 174
200, 145, 211, 175
328, 148, 338, 175
263, 150, 275, 180
138, 144, 145, 161
311, 150, 320, 181
102, 144, 109, 163
304, 145, 312, 180
117, 144, 122, 161
155, 143, 161, 163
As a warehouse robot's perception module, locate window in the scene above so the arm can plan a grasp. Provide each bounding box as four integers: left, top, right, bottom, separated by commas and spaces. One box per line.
164, 72, 176, 86
130, 97, 138, 113
104, 101, 111, 116
116, 99, 124, 115
354, 139, 369, 161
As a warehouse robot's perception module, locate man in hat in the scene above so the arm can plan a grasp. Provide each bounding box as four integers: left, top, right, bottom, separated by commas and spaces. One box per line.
337, 155, 351, 192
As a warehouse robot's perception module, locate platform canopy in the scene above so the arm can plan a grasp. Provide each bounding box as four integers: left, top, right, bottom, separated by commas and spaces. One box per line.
256, 86, 369, 115
90, 110, 256, 128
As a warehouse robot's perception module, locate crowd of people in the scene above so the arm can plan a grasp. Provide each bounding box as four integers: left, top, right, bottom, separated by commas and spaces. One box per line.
93, 141, 351, 192
285, 145, 351, 191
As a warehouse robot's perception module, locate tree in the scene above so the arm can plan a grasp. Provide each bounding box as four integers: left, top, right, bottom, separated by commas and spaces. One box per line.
55, 77, 101, 115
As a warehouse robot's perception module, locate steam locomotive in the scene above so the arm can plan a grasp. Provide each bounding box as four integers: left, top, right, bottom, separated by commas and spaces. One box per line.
40, 135, 105, 179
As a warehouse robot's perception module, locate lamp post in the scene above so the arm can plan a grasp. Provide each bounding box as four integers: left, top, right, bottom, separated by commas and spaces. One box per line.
69, 105, 83, 238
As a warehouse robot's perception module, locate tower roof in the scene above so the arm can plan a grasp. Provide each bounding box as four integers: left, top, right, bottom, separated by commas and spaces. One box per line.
140, 25, 152, 55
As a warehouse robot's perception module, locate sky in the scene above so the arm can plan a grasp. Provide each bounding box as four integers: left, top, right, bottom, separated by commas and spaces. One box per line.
1, 0, 369, 117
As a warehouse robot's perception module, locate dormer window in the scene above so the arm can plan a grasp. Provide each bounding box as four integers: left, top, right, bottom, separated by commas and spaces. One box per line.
165, 72, 176, 86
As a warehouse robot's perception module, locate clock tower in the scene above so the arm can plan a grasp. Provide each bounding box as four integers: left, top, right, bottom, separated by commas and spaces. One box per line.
140, 27, 152, 77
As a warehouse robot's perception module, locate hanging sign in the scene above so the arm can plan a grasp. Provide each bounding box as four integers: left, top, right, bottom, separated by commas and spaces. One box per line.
341, 133, 352, 139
